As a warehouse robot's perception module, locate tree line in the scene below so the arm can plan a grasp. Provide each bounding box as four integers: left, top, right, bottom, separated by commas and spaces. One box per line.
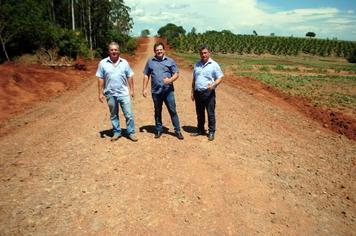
0, 0, 136, 63
157, 24, 356, 62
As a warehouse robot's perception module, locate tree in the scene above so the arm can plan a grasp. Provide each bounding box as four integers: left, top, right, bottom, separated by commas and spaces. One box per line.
157, 23, 186, 43
141, 29, 150, 37
306, 32, 316, 38
110, 0, 133, 35
0, 0, 136, 62
0, 0, 49, 61
71, 0, 75, 30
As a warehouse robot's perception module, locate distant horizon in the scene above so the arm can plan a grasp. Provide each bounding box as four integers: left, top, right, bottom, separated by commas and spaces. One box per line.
125, 0, 356, 41
131, 30, 355, 42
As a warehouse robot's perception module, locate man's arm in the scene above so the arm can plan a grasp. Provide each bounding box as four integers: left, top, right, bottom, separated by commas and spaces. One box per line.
98, 78, 105, 103
163, 72, 179, 84
164, 59, 179, 84
208, 76, 223, 91
128, 76, 134, 98
142, 75, 150, 97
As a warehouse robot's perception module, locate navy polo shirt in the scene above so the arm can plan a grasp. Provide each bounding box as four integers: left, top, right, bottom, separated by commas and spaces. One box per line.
143, 56, 179, 94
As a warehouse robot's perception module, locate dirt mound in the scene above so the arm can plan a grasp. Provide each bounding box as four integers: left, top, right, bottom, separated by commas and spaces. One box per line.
0, 61, 98, 124
225, 75, 356, 141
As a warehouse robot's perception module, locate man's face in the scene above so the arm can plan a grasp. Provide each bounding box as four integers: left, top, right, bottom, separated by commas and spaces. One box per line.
154, 45, 165, 58
200, 48, 210, 62
109, 45, 119, 60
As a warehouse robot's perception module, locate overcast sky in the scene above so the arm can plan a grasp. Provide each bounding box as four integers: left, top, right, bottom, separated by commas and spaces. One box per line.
125, 0, 356, 41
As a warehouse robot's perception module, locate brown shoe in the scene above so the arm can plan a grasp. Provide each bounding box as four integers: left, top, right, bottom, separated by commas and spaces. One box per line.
128, 134, 138, 142
176, 132, 184, 140
111, 134, 122, 141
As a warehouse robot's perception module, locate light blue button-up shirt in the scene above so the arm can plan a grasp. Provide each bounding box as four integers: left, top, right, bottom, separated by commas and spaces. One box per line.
96, 57, 134, 97
193, 58, 223, 91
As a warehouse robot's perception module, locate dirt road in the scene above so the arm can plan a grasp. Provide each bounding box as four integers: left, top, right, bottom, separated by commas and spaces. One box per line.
0, 38, 355, 235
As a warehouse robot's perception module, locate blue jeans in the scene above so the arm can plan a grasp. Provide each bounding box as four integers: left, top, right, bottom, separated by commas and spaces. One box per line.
194, 89, 216, 134
107, 96, 135, 135
152, 91, 181, 133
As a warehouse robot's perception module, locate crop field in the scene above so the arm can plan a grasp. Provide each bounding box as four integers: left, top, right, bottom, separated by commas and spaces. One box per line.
174, 52, 356, 117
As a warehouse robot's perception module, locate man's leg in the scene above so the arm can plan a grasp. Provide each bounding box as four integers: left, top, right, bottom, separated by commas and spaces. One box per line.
194, 91, 206, 133
206, 90, 216, 136
164, 91, 181, 132
119, 95, 135, 136
107, 96, 121, 138
152, 93, 164, 133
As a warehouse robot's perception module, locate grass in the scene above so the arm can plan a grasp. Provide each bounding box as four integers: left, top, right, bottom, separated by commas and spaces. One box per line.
174, 51, 356, 112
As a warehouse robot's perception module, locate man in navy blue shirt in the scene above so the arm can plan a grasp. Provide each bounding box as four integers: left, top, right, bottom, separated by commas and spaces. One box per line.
191, 44, 224, 141
142, 42, 184, 140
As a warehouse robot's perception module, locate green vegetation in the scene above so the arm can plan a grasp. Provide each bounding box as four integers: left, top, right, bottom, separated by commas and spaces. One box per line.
166, 24, 356, 113
348, 49, 356, 63
141, 29, 150, 37
157, 23, 186, 48
306, 32, 316, 38
161, 27, 356, 59
0, 0, 136, 63
259, 66, 271, 72
175, 51, 356, 112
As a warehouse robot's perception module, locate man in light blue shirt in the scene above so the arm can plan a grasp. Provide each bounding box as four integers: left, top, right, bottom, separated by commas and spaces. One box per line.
191, 44, 224, 141
96, 42, 138, 142
142, 42, 184, 140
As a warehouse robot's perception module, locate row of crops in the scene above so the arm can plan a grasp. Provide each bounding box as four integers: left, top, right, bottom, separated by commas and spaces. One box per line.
169, 31, 356, 58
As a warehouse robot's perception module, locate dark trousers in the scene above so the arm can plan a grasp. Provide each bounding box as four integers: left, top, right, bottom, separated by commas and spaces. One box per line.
194, 89, 216, 134
152, 91, 181, 133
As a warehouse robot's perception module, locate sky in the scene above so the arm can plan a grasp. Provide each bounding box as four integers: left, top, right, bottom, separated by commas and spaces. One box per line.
125, 0, 356, 41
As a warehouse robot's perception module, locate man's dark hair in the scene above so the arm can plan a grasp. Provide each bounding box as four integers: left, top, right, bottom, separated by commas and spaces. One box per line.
154, 42, 165, 51
199, 44, 210, 52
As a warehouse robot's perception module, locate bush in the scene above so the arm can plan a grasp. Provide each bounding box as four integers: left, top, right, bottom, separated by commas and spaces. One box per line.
125, 38, 138, 55
57, 29, 89, 59
274, 64, 285, 70
97, 31, 137, 57
347, 49, 356, 63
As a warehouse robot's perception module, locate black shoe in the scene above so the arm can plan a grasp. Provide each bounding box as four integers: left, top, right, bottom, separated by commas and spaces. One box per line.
154, 131, 162, 139
208, 133, 215, 141
176, 132, 184, 140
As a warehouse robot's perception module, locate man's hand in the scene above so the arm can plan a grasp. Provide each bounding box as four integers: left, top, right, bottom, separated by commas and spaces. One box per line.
98, 94, 105, 103
207, 82, 215, 91
130, 90, 135, 99
142, 88, 148, 98
163, 77, 172, 85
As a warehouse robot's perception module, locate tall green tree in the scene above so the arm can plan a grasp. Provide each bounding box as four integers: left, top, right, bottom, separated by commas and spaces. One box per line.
141, 29, 150, 37
0, 0, 50, 61
157, 23, 186, 45
110, 0, 133, 35
0, 0, 136, 61
306, 32, 316, 38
